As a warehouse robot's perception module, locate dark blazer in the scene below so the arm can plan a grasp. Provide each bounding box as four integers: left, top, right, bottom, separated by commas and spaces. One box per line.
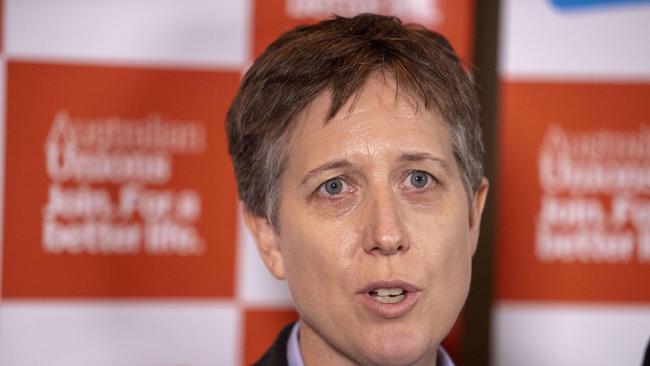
252, 323, 294, 366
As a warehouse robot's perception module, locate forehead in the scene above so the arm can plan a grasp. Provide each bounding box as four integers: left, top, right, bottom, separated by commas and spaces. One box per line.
285, 74, 454, 164
301, 74, 436, 127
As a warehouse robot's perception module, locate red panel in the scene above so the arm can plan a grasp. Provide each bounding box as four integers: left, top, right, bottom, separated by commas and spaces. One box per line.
497, 81, 650, 302
243, 308, 299, 365
3, 61, 240, 298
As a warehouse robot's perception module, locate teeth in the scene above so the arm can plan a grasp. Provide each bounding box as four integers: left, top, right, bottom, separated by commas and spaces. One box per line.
370, 288, 406, 303
374, 288, 404, 296
373, 294, 406, 303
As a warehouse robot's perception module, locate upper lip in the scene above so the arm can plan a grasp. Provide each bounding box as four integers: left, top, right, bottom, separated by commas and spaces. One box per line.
357, 279, 422, 294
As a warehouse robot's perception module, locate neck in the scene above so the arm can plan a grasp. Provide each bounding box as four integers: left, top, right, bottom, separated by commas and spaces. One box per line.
300, 320, 359, 366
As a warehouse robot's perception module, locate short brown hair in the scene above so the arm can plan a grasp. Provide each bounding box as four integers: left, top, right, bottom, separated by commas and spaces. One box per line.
227, 13, 483, 224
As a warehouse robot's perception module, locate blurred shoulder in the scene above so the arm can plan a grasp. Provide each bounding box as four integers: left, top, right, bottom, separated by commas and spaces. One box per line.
251, 322, 295, 366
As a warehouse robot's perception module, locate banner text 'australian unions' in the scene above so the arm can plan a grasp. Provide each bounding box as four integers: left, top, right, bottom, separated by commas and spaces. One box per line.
42, 110, 206, 256
536, 124, 650, 264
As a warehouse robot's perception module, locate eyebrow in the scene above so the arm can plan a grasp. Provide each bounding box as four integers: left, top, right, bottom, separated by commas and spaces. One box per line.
398, 152, 453, 175
300, 152, 452, 185
301, 159, 353, 185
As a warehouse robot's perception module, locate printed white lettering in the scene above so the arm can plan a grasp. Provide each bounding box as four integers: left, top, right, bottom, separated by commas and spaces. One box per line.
41, 110, 208, 257
536, 125, 650, 264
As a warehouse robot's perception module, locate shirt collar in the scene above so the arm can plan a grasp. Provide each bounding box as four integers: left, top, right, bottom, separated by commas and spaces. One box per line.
286, 321, 455, 366
287, 321, 305, 366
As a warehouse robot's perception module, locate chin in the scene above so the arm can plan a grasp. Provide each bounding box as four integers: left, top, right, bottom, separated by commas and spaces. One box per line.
360, 328, 434, 366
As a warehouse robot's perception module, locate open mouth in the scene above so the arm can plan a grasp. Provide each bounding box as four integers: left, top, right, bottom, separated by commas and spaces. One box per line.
358, 281, 421, 318
369, 288, 406, 304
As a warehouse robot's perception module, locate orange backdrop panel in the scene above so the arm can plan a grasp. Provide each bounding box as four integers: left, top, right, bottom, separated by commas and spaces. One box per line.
3, 61, 240, 298
244, 308, 300, 365
497, 81, 650, 302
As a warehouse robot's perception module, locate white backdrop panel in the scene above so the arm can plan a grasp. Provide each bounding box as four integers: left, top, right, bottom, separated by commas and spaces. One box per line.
500, 0, 650, 80
0, 300, 241, 366
493, 302, 650, 366
5, 0, 250, 68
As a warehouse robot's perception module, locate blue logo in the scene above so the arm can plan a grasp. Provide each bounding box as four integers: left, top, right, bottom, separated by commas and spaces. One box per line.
551, 0, 650, 10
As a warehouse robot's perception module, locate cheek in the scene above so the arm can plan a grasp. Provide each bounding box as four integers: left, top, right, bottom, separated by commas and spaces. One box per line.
436, 220, 473, 306
410, 212, 473, 339
410, 205, 473, 284
278, 217, 356, 298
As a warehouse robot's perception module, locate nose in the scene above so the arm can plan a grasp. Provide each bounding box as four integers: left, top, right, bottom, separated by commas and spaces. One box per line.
362, 189, 410, 256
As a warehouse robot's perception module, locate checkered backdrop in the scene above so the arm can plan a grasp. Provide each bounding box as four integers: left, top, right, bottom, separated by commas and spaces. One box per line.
0, 1, 475, 365
494, 1, 650, 365
1, 1, 649, 366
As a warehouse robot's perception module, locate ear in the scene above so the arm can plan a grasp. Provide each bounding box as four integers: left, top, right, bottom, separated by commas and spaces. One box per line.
242, 205, 286, 279
468, 177, 489, 256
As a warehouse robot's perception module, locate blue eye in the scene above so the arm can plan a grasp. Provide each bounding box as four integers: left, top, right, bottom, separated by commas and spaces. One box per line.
409, 171, 430, 188
322, 178, 344, 195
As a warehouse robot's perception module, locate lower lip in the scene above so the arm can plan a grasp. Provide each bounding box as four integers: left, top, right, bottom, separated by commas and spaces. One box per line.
358, 291, 420, 319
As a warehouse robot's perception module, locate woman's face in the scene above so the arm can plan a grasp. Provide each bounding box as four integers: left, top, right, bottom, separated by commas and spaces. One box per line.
247, 74, 488, 366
